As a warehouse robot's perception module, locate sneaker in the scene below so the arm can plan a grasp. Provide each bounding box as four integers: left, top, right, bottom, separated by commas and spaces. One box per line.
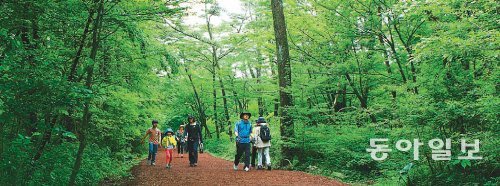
267, 164, 272, 171
257, 165, 263, 170
151, 162, 156, 166
244, 166, 249, 172
233, 164, 238, 170
194, 163, 197, 167
190, 164, 194, 167
181, 155, 184, 158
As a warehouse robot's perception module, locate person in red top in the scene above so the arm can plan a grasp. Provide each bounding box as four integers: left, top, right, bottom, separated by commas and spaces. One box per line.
142, 120, 161, 166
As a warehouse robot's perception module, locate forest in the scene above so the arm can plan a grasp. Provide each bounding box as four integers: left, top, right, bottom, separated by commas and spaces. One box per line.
0, 0, 498, 185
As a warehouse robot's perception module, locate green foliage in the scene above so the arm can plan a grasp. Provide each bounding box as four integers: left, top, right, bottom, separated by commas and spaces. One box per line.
0, 142, 139, 185
204, 0, 497, 185
0, 0, 181, 185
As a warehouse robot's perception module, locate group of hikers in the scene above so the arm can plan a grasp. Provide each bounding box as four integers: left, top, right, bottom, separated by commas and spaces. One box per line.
142, 111, 272, 172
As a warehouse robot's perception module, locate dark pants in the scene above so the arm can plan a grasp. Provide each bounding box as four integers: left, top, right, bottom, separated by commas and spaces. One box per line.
251, 145, 266, 167
187, 140, 199, 164
178, 142, 185, 154
251, 145, 257, 167
234, 143, 251, 168
148, 143, 158, 163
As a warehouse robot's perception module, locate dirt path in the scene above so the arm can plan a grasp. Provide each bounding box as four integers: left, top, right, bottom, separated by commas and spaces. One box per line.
124, 148, 347, 186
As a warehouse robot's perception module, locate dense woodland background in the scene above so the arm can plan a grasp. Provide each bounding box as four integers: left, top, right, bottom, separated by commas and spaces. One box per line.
0, 0, 498, 185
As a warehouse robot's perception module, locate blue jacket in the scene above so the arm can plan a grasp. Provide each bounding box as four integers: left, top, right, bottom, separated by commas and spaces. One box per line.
235, 120, 252, 143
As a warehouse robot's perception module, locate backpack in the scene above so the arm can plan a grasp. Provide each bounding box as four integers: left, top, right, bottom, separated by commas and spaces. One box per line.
259, 125, 271, 142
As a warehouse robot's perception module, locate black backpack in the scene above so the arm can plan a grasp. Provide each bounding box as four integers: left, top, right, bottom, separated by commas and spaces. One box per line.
259, 125, 271, 142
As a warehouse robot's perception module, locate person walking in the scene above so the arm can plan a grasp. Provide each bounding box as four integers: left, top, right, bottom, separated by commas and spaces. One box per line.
175, 125, 186, 158
162, 128, 177, 169
233, 111, 253, 172
250, 121, 260, 169
141, 120, 161, 166
185, 115, 203, 167
252, 117, 272, 170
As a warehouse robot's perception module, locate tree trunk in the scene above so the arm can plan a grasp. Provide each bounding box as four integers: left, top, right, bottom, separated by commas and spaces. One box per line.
212, 65, 220, 139
182, 59, 210, 138
341, 85, 347, 110
68, 0, 103, 185
204, 2, 230, 139
391, 14, 423, 95
205, 3, 219, 139
247, 62, 257, 78
256, 50, 265, 116
32, 115, 56, 162
307, 97, 317, 126
345, 73, 376, 123
215, 61, 230, 138
271, 0, 295, 167
407, 48, 418, 94
332, 81, 341, 112
218, 77, 230, 136
68, 7, 95, 82
269, 55, 280, 117
64, 0, 97, 144
228, 75, 243, 110
387, 27, 407, 83
376, 10, 396, 99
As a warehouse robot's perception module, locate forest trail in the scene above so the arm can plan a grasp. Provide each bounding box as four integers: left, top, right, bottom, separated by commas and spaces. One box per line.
124, 149, 347, 186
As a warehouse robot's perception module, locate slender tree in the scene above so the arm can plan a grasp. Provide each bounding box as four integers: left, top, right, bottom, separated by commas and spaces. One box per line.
68, 0, 104, 185
270, 0, 295, 166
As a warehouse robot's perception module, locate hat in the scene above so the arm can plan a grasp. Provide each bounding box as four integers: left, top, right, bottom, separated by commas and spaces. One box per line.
256, 117, 267, 124
152, 120, 159, 124
165, 128, 174, 135
179, 125, 185, 129
187, 115, 196, 122
240, 111, 252, 119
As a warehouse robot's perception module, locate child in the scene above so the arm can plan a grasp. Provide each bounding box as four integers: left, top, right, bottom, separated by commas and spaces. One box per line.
175, 125, 186, 158
162, 128, 177, 169
142, 120, 161, 166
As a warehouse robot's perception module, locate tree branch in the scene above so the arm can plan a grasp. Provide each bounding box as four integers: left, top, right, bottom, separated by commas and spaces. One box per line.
165, 20, 219, 47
